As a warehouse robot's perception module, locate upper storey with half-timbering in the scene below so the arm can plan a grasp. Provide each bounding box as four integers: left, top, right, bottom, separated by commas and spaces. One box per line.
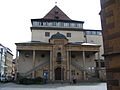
31, 6, 84, 29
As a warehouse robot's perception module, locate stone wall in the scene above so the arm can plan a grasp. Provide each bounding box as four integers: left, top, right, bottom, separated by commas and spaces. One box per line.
100, 0, 120, 89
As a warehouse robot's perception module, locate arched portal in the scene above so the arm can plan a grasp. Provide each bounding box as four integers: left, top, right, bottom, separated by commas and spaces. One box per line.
55, 67, 64, 80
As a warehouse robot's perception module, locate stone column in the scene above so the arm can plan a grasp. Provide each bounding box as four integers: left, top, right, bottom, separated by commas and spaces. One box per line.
69, 50, 72, 82
52, 46, 55, 81
98, 51, 101, 69
32, 50, 35, 78
82, 51, 86, 80
66, 51, 70, 80
15, 50, 19, 80
98, 51, 101, 79
49, 50, 53, 80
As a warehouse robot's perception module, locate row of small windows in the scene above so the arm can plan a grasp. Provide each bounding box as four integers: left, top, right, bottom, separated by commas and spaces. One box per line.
32, 21, 83, 28
85, 31, 102, 35
45, 31, 102, 37
45, 32, 71, 37
96, 61, 105, 68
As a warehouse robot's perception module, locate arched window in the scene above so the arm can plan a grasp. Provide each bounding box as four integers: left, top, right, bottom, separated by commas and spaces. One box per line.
56, 52, 61, 62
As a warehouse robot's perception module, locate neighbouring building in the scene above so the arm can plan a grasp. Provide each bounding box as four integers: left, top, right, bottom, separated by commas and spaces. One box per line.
15, 6, 106, 83
12, 59, 16, 77
100, 0, 120, 90
0, 44, 13, 79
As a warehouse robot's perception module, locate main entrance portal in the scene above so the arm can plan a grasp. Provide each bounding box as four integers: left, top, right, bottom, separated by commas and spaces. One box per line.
55, 67, 64, 80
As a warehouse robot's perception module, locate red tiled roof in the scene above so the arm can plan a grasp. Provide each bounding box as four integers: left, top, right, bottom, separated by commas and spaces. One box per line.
43, 6, 71, 20
0, 43, 3, 47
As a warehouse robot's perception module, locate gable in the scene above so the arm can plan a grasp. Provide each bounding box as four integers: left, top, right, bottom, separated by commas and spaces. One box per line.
43, 6, 71, 20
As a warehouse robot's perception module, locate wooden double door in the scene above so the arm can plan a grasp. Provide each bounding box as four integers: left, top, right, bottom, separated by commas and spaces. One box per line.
55, 67, 64, 80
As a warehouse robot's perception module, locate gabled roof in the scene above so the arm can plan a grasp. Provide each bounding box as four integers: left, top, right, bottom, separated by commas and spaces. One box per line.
43, 6, 71, 20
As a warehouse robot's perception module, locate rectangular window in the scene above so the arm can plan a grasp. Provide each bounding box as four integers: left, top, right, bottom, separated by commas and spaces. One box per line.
33, 21, 39, 26
43, 22, 47, 26
92, 31, 97, 35
65, 23, 69, 27
39, 22, 41, 26
96, 61, 105, 67
77, 23, 82, 28
71, 70, 75, 76
96, 62, 99, 67
63, 23, 68, 27
86, 31, 92, 35
54, 22, 57, 26
48, 22, 53, 26
70, 23, 75, 27
67, 33, 71, 37
58, 22, 61, 26
54, 16, 59, 20
101, 62, 105, 67
96, 31, 102, 35
45, 32, 50, 37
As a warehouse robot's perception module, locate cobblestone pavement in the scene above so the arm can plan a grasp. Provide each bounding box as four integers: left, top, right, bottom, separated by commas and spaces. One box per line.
0, 83, 107, 90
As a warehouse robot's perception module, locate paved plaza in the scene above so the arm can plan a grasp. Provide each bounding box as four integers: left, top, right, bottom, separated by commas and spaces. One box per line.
0, 83, 107, 90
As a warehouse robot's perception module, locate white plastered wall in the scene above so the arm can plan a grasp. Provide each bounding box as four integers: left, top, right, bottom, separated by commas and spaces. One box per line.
86, 35, 104, 60
18, 50, 50, 74
71, 51, 96, 69
31, 30, 85, 43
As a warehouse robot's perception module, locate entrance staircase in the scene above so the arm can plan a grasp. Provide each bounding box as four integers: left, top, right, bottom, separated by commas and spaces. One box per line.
22, 61, 49, 76
71, 60, 95, 76
71, 60, 100, 82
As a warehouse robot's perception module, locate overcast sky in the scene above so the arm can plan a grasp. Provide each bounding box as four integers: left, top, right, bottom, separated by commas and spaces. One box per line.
0, 0, 101, 58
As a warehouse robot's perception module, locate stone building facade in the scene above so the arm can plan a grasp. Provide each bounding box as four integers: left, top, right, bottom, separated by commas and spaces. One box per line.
15, 6, 106, 83
0, 44, 13, 79
100, 0, 120, 89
